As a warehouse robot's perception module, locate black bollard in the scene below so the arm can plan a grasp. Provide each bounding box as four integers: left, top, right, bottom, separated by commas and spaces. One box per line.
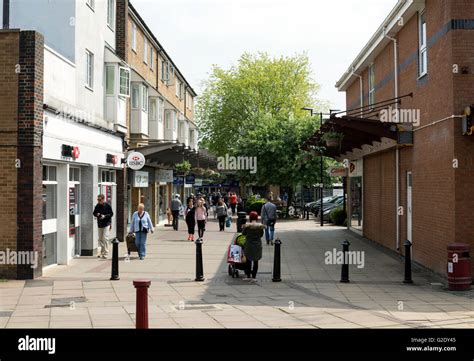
195, 238, 205, 282
340, 239, 350, 283
403, 240, 413, 284
110, 238, 120, 281
306, 206, 309, 220
272, 238, 282, 282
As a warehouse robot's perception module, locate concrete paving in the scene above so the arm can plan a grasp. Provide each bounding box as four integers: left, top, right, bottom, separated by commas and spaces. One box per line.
0, 217, 473, 328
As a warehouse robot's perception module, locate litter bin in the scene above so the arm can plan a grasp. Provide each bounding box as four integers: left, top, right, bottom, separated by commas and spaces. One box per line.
237, 212, 247, 232
447, 243, 471, 291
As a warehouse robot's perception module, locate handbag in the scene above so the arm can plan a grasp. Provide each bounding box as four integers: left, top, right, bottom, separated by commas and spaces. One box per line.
126, 232, 136, 243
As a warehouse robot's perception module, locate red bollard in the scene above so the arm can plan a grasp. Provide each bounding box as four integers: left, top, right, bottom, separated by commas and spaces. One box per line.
133, 279, 151, 329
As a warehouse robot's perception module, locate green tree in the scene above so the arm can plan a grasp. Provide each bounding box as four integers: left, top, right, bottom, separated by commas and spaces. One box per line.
196, 52, 322, 155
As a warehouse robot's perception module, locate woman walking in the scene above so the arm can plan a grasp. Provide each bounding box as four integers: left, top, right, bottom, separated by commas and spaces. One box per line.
195, 198, 207, 239
185, 198, 196, 241
241, 211, 264, 282
129, 203, 154, 260
216, 199, 228, 231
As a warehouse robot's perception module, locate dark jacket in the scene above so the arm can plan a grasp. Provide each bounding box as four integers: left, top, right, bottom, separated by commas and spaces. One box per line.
93, 202, 113, 228
185, 206, 196, 224
242, 222, 264, 261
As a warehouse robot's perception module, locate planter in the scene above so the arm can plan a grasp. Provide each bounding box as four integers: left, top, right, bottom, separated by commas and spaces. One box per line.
325, 138, 340, 148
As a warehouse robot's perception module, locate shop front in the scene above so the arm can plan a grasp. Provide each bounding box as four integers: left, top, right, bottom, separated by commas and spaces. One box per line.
42, 111, 124, 265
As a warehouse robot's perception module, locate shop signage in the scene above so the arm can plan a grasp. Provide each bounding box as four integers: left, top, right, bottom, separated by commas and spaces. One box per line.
68, 187, 76, 236
106, 153, 118, 165
157, 169, 173, 183
62, 144, 80, 160
349, 159, 363, 178
195, 178, 203, 187
134, 171, 149, 187
127, 152, 145, 170
185, 174, 195, 185
328, 167, 348, 177
173, 176, 184, 185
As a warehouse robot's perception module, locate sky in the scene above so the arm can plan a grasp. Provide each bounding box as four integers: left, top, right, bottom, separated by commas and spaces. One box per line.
132, 0, 397, 111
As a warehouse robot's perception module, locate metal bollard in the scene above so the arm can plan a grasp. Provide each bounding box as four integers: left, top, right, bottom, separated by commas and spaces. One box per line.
272, 238, 282, 282
404, 240, 413, 284
110, 238, 120, 281
195, 238, 205, 281
133, 279, 151, 329
340, 240, 350, 283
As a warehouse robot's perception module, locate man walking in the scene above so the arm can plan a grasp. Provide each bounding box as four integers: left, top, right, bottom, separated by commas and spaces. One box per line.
93, 194, 114, 258
260, 195, 277, 245
171, 194, 182, 231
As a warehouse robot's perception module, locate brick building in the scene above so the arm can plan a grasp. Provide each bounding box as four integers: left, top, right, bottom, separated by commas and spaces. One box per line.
306, 0, 474, 278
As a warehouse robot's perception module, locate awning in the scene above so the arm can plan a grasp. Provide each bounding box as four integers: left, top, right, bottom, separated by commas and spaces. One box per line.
130, 141, 217, 169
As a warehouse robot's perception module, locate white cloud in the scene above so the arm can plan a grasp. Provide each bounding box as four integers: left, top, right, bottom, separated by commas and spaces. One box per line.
132, 0, 397, 110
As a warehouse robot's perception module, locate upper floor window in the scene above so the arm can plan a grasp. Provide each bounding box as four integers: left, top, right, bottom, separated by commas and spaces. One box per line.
85, 50, 94, 90
150, 49, 154, 71
141, 85, 148, 112
418, 11, 428, 77
107, 0, 115, 30
86, 0, 95, 11
119, 67, 130, 97
158, 98, 164, 123
368, 64, 375, 108
105, 65, 115, 95
132, 23, 137, 52
144, 38, 148, 64
132, 84, 140, 109
186, 92, 193, 110
176, 79, 182, 98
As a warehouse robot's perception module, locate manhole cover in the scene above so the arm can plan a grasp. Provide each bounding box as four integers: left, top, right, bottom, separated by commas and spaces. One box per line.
0, 311, 13, 317
45, 297, 87, 308
25, 280, 54, 288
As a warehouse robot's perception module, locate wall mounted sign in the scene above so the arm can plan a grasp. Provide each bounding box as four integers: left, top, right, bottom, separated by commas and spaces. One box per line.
157, 169, 173, 183
62, 144, 80, 160
185, 174, 195, 185
133, 171, 149, 188
69, 187, 76, 236
127, 151, 145, 170
328, 167, 348, 177
106, 153, 118, 165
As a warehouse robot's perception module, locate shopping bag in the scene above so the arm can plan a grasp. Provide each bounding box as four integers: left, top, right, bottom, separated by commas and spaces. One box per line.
227, 244, 242, 263
225, 216, 232, 228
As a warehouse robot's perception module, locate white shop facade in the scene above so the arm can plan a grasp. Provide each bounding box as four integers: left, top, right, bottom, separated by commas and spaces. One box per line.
41, 110, 124, 267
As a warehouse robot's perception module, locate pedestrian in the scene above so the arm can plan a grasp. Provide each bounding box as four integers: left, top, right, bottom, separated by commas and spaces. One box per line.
216, 199, 228, 231
195, 198, 207, 239
171, 194, 182, 231
229, 192, 238, 216
93, 194, 114, 259
261, 195, 277, 245
129, 203, 154, 260
223, 192, 229, 206
186, 193, 195, 205
241, 211, 264, 282
185, 198, 196, 241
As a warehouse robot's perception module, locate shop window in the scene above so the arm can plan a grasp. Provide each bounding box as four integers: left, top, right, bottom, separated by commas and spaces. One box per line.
69, 167, 80, 182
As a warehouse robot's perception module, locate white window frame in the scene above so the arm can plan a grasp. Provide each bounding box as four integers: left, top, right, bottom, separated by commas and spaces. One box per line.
368, 63, 375, 109
107, 0, 115, 30
85, 50, 94, 90
119, 67, 130, 97
158, 98, 164, 124
105, 65, 115, 96
149, 98, 157, 121
418, 10, 428, 77
132, 23, 137, 52
132, 84, 140, 109
143, 37, 148, 64
141, 85, 148, 112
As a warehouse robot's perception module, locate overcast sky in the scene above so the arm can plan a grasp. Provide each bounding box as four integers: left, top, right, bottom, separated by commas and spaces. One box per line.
132, 0, 396, 111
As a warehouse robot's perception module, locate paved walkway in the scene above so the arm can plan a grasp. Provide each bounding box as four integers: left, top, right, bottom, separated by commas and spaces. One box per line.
0, 218, 473, 328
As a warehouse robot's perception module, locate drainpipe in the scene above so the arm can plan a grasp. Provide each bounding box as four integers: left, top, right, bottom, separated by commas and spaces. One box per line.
351, 67, 363, 118
384, 27, 400, 251
3, 0, 10, 29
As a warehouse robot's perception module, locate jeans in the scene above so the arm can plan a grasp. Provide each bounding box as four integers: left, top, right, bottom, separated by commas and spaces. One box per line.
265, 225, 275, 242
245, 260, 259, 278
218, 215, 226, 231
135, 231, 148, 258
172, 210, 180, 230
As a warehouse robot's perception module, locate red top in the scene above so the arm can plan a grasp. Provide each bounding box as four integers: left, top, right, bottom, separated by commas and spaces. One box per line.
230, 195, 237, 204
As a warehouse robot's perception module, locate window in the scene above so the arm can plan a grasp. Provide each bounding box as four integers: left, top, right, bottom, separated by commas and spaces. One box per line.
43, 165, 57, 182
132, 23, 137, 52
119, 67, 130, 97
418, 11, 427, 77
42, 165, 57, 221
69, 167, 80, 182
165, 110, 172, 129
150, 49, 154, 71
161, 60, 168, 81
107, 0, 115, 30
149, 99, 157, 120
85, 50, 94, 89
100, 170, 116, 183
189, 129, 195, 144
105, 65, 115, 95
368, 64, 375, 108
186, 92, 193, 109
143, 38, 148, 64
132, 84, 140, 109
141, 85, 148, 112
158, 98, 164, 123
86, 0, 94, 10
176, 79, 183, 99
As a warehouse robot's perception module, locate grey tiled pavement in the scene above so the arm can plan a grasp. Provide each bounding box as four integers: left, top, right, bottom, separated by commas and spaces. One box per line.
0, 217, 473, 328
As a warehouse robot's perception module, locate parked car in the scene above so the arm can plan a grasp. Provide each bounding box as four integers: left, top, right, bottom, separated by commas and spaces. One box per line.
319, 197, 346, 221
311, 195, 344, 215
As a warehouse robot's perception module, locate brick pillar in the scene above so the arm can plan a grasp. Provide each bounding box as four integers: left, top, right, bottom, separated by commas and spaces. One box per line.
116, 0, 129, 62
16, 31, 44, 279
